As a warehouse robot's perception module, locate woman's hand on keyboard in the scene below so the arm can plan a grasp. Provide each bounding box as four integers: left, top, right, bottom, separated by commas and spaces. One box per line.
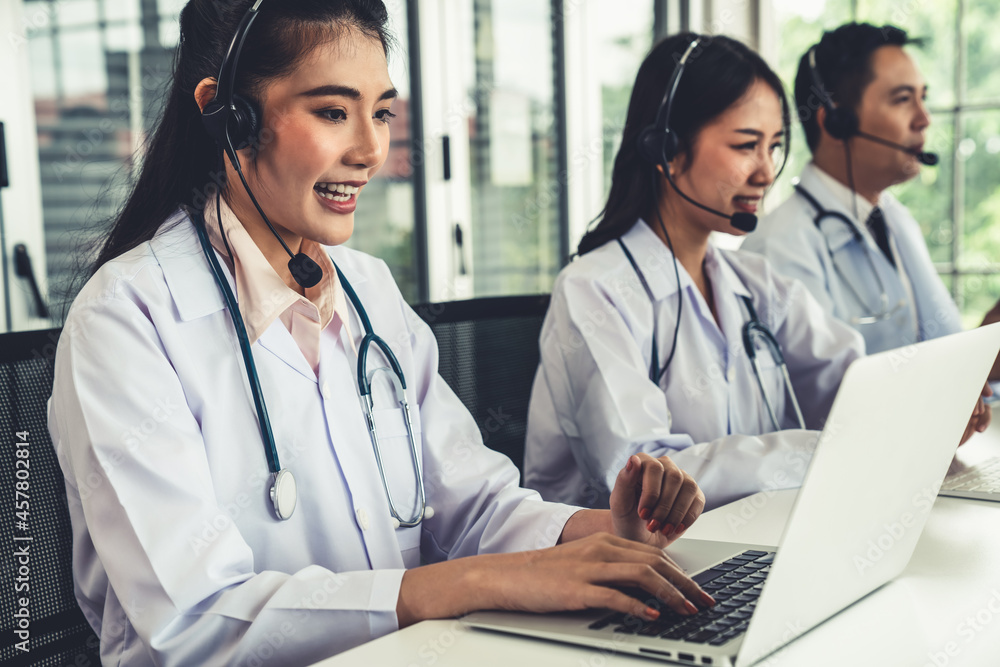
488, 532, 714, 620
396, 532, 714, 626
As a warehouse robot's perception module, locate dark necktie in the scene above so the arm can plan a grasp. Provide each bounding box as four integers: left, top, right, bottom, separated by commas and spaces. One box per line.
866, 206, 895, 268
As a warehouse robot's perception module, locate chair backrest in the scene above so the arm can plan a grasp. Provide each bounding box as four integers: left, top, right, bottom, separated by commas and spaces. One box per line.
0, 328, 102, 666
414, 295, 550, 482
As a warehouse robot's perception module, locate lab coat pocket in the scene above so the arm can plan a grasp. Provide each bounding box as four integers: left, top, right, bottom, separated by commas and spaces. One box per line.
370, 406, 423, 554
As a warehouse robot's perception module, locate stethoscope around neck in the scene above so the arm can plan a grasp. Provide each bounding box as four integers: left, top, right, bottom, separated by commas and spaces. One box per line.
793, 183, 906, 325
617, 238, 806, 432
189, 207, 432, 526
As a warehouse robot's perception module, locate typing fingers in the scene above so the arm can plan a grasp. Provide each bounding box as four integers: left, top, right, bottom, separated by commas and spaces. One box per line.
595, 563, 700, 617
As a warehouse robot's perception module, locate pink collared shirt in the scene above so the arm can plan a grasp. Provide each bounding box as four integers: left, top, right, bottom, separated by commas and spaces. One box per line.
204, 196, 355, 373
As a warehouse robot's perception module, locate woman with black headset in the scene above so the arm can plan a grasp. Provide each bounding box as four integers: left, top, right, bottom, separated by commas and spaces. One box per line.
47, 2, 716, 664
524, 33, 866, 518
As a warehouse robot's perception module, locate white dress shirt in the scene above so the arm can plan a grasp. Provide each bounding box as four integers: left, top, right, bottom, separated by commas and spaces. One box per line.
48, 210, 578, 666
741, 162, 962, 354
524, 220, 864, 511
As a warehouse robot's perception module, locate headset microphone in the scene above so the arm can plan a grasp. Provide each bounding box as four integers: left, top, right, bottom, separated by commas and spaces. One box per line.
200, 0, 323, 290
854, 131, 939, 166
660, 168, 759, 232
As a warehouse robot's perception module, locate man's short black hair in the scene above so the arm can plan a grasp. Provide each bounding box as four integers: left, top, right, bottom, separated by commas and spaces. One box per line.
795, 22, 923, 153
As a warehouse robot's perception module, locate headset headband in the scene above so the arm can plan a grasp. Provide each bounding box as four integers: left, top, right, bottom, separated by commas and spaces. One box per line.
807, 47, 836, 111
215, 0, 266, 112
654, 38, 701, 139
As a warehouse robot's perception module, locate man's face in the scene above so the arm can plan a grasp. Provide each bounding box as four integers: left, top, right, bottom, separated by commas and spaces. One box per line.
852, 45, 932, 186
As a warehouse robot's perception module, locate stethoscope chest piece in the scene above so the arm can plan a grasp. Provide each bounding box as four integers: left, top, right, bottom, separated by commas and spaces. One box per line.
270, 469, 297, 521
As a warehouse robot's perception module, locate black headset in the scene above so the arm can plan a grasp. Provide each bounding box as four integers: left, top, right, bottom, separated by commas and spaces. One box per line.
199, 0, 323, 288
200, 0, 265, 169
806, 46, 859, 142
635, 39, 693, 169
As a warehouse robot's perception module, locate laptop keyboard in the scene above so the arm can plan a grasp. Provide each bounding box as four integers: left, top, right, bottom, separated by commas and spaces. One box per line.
588, 550, 776, 647
942, 456, 1000, 494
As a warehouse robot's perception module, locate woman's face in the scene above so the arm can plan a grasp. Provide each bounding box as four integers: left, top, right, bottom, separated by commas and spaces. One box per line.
668, 79, 785, 236
235, 29, 396, 247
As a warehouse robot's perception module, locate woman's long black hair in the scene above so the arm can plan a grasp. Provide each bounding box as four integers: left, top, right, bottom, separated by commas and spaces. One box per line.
91, 0, 393, 273
577, 32, 791, 256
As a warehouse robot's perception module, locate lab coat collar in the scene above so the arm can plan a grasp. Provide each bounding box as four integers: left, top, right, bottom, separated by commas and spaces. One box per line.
153, 209, 369, 325
619, 220, 751, 303
152, 210, 228, 322
704, 245, 752, 301
795, 164, 865, 253
808, 161, 880, 225
619, 220, 692, 301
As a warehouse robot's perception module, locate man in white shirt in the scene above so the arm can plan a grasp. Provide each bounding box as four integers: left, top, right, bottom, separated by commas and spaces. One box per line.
742, 23, 962, 356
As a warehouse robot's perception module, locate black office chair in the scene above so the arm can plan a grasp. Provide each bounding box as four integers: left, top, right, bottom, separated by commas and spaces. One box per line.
414, 295, 550, 482
0, 328, 101, 666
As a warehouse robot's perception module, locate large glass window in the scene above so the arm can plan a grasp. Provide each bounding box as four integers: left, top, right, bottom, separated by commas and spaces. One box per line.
593, 2, 655, 193
26, 0, 418, 314
460, 0, 561, 296
772, 0, 1000, 327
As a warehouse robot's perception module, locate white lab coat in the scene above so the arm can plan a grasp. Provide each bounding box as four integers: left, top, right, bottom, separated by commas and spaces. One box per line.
741, 163, 962, 354
48, 211, 578, 666
524, 220, 864, 511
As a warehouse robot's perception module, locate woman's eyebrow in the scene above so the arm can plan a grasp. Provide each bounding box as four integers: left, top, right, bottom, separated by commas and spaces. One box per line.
732, 128, 785, 138
298, 84, 398, 101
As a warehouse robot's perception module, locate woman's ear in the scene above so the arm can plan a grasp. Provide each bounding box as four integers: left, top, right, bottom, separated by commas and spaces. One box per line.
666, 150, 690, 178
194, 77, 219, 113
656, 156, 682, 179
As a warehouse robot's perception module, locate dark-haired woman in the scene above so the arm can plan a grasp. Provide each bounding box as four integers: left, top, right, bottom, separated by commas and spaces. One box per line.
524, 34, 865, 519
47, 3, 714, 664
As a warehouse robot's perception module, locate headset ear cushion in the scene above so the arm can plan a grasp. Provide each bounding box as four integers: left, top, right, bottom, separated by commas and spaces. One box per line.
227, 94, 262, 151
661, 130, 679, 163
636, 125, 662, 165
200, 98, 230, 146
637, 126, 680, 166
823, 106, 858, 141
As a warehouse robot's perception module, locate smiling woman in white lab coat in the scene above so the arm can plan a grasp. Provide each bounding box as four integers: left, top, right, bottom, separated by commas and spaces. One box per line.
47, 2, 715, 665
524, 34, 866, 518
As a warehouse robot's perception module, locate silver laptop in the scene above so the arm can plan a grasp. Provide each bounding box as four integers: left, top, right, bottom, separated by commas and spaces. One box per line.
463, 324, 1000, 666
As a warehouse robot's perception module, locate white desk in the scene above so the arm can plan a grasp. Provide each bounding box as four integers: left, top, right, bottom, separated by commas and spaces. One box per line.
315, 423, 1000, 667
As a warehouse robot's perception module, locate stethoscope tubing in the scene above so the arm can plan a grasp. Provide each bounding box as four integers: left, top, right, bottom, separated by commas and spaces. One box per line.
618, 236, 806, 432
193, 207, 283, 476
191, 208, 427, 525
794, 184, 903, 324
